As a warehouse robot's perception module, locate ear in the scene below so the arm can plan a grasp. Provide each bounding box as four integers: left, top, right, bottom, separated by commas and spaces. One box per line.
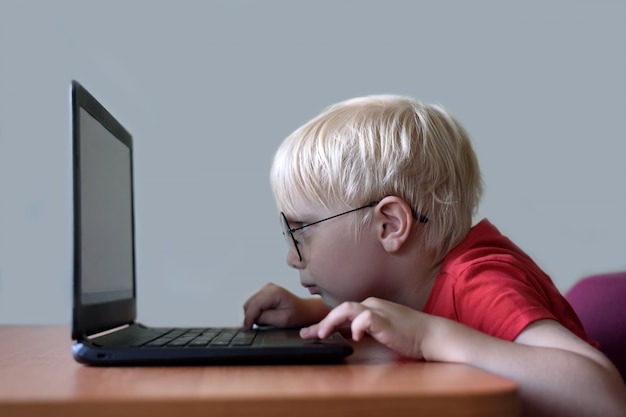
373, 196, 414, 253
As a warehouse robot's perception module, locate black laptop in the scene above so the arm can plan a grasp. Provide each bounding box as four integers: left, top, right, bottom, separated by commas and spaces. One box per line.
70, 80, 353, 365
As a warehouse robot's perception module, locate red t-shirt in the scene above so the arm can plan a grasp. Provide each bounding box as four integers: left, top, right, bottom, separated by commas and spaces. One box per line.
423, 219, 598, 347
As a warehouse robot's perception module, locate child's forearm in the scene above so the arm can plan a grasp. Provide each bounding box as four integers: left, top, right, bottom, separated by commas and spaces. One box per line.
427, 318, 626, 417
474, 344, 625, 417
301, 298, 625, 416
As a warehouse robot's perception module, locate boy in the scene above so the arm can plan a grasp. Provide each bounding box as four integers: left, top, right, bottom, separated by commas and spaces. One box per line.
242, 95, 626, 417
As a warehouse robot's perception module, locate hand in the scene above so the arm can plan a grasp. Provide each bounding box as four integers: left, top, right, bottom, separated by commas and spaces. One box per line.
305, 298, 626, 417
300, 297, 441, 360
242, 283, 330, 330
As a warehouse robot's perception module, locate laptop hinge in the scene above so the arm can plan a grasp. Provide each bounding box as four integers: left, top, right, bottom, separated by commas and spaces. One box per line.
86, 323, 131, 340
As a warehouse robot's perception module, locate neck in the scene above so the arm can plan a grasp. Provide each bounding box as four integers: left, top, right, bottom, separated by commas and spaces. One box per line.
399, 261, 441, 311
377, 225, 444, 311
382, 245, 442, 311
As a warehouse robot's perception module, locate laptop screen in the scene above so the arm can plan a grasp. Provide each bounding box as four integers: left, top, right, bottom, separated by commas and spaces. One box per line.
71, 80, 137, 338
78, 107, 134, 305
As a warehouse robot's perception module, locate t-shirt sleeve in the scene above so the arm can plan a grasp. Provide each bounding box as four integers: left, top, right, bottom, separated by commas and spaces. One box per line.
452, 260, 559, 341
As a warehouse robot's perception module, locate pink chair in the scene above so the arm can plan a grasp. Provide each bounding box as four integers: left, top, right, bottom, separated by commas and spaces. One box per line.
565, 271, 626, 379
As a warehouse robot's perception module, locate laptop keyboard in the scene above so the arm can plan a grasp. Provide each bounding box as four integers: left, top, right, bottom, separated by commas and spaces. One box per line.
130, 328, 258, 348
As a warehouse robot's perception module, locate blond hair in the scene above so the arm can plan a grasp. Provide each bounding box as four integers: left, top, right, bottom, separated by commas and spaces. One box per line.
271, 95, 483, 259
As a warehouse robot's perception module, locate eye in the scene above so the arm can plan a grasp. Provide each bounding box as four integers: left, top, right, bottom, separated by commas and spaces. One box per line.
292, 225, 309, 244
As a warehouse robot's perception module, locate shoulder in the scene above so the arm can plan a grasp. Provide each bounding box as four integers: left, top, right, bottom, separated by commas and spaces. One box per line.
432, 219, 573, 340
442, 219, 538, 273
440, 219, 551, 291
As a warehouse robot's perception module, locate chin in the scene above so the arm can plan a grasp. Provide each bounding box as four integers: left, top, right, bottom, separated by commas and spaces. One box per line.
319, 294, 343, 309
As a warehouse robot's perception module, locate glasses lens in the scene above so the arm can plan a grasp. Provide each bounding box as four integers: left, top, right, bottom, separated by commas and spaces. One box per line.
280, 213, 292, 247
280, 213, 302, 261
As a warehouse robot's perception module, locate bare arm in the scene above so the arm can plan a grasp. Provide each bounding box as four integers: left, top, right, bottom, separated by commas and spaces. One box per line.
302, 298, 626, 417
430, 318, 626, 417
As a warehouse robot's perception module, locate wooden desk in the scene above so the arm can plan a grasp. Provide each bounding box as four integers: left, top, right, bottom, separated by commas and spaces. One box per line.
0, 325, 520, 417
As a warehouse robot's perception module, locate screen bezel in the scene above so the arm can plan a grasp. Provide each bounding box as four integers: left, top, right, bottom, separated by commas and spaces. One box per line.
71, 80, 137, 340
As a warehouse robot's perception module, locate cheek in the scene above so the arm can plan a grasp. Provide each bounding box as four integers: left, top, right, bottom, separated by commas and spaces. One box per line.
309, 232, 385, 301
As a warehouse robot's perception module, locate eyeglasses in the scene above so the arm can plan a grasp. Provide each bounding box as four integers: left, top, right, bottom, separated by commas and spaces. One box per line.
280, 201, 430, 262
281, 201, 430, 262
280, 201, 380, 262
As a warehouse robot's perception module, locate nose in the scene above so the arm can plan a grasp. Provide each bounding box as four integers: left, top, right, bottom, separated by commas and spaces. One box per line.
286, 248, 304, 270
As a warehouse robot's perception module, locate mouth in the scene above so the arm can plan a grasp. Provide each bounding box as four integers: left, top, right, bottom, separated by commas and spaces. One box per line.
301, 283, 319, 295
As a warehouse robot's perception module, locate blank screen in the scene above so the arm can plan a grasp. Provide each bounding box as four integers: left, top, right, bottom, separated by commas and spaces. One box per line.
79, 107, 134, 304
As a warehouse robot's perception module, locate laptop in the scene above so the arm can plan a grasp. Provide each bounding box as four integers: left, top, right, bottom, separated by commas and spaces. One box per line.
70, 80, 353, 365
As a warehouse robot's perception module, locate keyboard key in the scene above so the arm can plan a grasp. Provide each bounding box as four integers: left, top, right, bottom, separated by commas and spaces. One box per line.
136, 327, 258, 348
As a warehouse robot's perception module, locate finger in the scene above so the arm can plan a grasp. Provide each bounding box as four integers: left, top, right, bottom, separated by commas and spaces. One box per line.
350, 309, 377, 341
299, 324, 319, 339
311, 302, 366, 339
243, 303, 262, 329
351, 308, 394, 343
254, 308, 292, 328
243, 283, 280, 311
242, 287, 281, 329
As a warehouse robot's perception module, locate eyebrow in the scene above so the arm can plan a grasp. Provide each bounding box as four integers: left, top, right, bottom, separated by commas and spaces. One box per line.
282, 208, 320, 223
284, 215, 313, 227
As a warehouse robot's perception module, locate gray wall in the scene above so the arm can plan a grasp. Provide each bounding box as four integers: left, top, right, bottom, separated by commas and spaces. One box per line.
1, 0, 624, 326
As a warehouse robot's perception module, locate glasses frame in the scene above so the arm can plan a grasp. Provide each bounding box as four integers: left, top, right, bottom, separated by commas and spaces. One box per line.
280, 200, 429, 262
